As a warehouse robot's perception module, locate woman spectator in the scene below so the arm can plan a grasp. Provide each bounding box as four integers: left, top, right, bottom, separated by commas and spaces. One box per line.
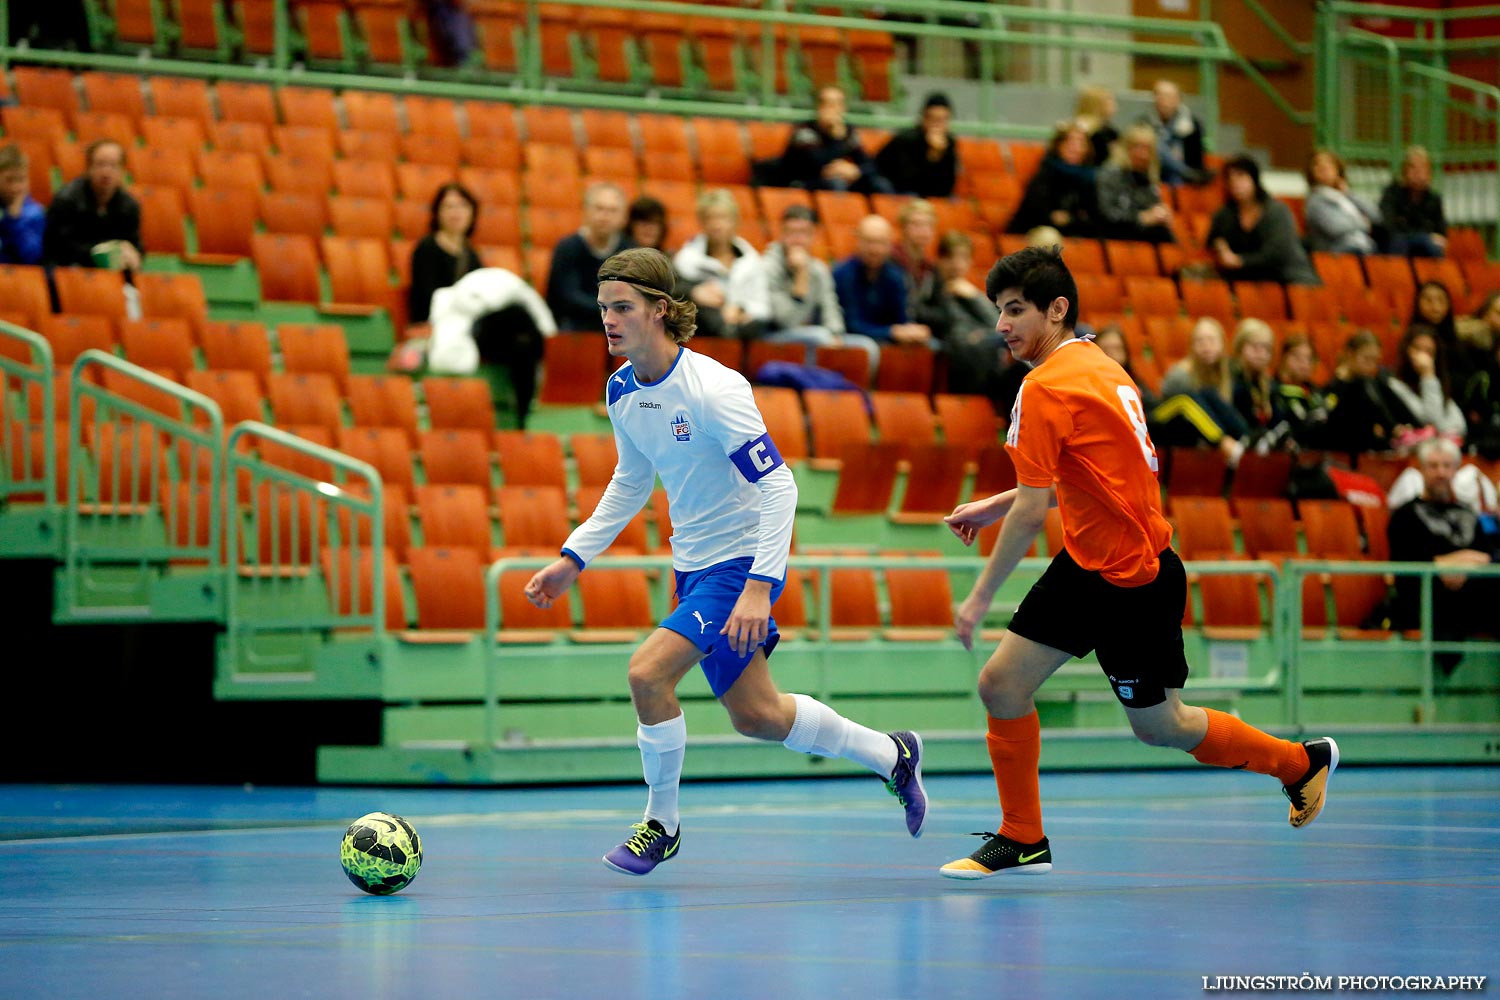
1095, 123, 1174, 244
1322, 330, 1416, 455
409, 182, 546, 428
672, 188, 769, 340
1230, 318, 1284, 444
1303, 148, 1381, 255
1207, 155, 1320, 286
1075, 84, 1120, 169
1379, 145, 1447, 258
1153, 316, 1249, 465
409, 182, 483, 324
1095, 322, 1158, 410
1409, 280, 1479, 389
1274, 333, 1333, 449
1387, 323, 1468, 446
626, 196, 670, 252
1006, 120, 1100, 239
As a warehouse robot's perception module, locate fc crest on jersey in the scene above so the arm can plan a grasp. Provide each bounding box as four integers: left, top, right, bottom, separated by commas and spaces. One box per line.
671, 412, 691, 441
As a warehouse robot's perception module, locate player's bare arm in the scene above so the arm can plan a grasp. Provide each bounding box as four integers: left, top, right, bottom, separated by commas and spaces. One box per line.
945, 487, 1057, 546
953, 483, 1052, 650
721, 578, 773, 656
524, 557, 582, 609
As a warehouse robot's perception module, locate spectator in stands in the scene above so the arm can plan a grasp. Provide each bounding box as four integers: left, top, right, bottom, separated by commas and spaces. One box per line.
1321, 329, 1415, 455
759, 204, 879, 368
1095, 123, 1175, 244
1075, 84, 1120, 169
1459, 291, 1500, 457
832, 214, 933, 346
873, 93, 957, 199
776, 86, 891, 195
672, 188, 769, 341
1153, 316, 1249, 466
408, 182, 482, 325
1230, 318, 1286, 447
0, 144, 46, 266
1304, 148, 1381, 255
422, 0, 476, 67
1207, 155, 1319, 286
1025, 225, 1064, 250
413, 182, 546, 429
1146, 79, 1208, 187
1274, 333, 1333, 449
546, 181, 632, 330
1410, 279, 1479, 390
1094, 322, 1157, 411
1386, 323, 1467, 447
920, 231, 1019, 407
42, 139, 141, 273
893, 199, 938, 318
626, 196, 670, 253
1380, 146, 1447, 258
1006, 120, 1100, 239
1387, 436, 1500, 677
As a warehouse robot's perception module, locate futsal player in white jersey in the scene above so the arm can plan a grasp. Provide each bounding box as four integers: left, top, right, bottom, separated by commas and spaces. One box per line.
524, 248, 927, 875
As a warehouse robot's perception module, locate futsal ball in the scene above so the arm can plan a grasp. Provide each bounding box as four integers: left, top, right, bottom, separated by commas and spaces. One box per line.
340, 811, 422, 895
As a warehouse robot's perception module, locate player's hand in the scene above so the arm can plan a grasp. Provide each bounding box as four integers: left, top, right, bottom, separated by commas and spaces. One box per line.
944, 497, 1003, 545
953, 592, 987, 652
720, 582, 773, 657
523, 557, 580, 609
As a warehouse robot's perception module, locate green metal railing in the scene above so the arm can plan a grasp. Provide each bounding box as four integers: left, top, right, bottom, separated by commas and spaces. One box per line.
62, 350, 224, 618
0, 0, 1238, 142
0, 321, 56, 506
223, 421, 385, 677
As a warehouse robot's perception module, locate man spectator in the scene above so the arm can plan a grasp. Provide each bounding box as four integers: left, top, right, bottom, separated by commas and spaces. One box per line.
892, 199, 939, 316
0, 143, 46, 265
1380, 146, 1447, 258
873, 93, 957, 199
545, 182, 632, 330
758, 204, 879, 368
1387, 436, 1500, 677
776, 86, 891, 195
832, 215, 932, 346
919, 231, 1021, 408
43, 139, 142, 272
1145, 79, 1208, 187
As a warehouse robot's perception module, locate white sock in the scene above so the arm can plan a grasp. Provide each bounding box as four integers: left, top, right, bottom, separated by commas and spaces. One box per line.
782, 693, 898, 779
638, 713, 686, 833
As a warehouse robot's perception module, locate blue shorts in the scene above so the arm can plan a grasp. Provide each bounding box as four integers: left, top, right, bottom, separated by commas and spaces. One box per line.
660, 557, 784, 698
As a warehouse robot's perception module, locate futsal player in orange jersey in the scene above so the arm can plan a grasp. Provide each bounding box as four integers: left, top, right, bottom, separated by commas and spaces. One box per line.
939, 246, 1337, 879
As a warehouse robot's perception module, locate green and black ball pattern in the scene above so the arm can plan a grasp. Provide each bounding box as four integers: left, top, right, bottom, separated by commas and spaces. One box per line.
340, 811, 422, 895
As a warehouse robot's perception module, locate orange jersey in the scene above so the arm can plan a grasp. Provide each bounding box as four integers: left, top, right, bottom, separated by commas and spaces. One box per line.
1006, 338, 1173, 585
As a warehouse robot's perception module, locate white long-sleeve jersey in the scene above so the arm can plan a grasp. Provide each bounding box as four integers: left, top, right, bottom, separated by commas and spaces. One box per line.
560, 347, 797, 583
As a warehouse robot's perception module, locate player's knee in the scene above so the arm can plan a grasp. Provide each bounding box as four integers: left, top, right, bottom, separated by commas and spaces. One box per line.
625, 652, 671, 701
726, 702, 781, 740
1129, 720, 1176, 747
977, 665, 1027, 715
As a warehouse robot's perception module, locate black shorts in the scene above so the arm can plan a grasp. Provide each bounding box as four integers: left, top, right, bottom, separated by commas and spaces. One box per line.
1007, 546, 1190, 708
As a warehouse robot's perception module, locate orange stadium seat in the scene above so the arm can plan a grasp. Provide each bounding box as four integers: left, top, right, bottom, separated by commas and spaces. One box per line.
54, 268, 127, 321
337, 426, 416, 492
494, 430, 568, 490
804, 389, 871, 464
420, 429, 493, 490
1165, 446, 1228, 498
251, 233, 321, 304
828, 441, 902, 514
751, 386, 808, 462
207, 120, 268, 156
189, 188, 257, 259
495, 484, 571, 549
321, 547, 407, 629
321, 237, 396, 311
259, 191, 329, 242
574, 568, 655, 639
828, 567, 881, 638
272, 124, 337, 162
38, 314, 115, 367
279, 323, 351, 391
568, 432, 618, 487
217, 81, 277, 126
0, 265, 55, 327
202, 320, 272, 384
267, 155, 335, 197
538, 334, 607, 403
347, 375, 419, 444
871, 391, 936, 446
267, 372, 343, 430
893, 445, 969, 522
186, 369, 266, 424
81, 72, 147, 122
149, 78, 213, 122
639, 15, 687, 89
1232, 497, 1300, 562
74, 111, 138, 149
1171, 496, 1237, 560
196, 149, 264, 192
416, 484, 493, 555
423, 376, 496, 431
279, 87, 340, 132
328, 195, 396, 241
1181, 279, 1235, 325
408, 546, 488, 630
934, 394, 1000, 451
119, 318, 194, 380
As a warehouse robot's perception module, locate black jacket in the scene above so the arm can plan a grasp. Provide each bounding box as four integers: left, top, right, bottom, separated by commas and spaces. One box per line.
42, 176, 142, 268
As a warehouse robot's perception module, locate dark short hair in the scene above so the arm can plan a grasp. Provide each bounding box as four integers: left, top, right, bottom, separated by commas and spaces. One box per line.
428, 182, 478, 238
628, 195, 666, 227
985, 245, 1079, 330
922, 92, 952, 112
936, 230, 971, 258
781, 203, 816, 225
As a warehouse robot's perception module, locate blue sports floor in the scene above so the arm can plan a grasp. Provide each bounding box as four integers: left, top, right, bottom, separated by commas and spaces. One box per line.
3, 767, 1497, 1000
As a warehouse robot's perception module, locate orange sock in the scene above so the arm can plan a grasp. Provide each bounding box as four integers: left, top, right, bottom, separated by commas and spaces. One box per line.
1189, 708, 1309, 785
986, 711, 1045, 844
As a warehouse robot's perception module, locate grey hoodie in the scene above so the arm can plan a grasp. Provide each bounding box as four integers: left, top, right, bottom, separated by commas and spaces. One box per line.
760, 241, 846, 335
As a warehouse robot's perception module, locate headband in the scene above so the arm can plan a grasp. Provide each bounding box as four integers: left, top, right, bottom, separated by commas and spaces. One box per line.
596, 266, 674, 296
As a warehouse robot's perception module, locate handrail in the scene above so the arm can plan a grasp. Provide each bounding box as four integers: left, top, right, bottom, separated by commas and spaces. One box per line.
0, 321, 56, 507
1236, 0, 1314, 57
1336, 29, 1405, 166
64, 350, 224, 617
483, 553, 1287, 750
1322, 1, 1500, 21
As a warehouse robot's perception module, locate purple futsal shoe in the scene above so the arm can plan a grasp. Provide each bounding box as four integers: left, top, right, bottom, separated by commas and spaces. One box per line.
885, 730, 928, 838
602, 819, 681, 876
